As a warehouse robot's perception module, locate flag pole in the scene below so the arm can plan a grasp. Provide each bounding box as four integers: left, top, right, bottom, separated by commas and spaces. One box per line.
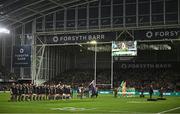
111, 41, 113, 88
94, 42, 97, 86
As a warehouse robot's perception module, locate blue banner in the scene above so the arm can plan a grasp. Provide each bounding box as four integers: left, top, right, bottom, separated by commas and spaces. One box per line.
13, 46, 31, 67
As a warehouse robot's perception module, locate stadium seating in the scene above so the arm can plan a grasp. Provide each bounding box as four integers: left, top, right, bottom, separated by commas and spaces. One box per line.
52, 69, 180, 92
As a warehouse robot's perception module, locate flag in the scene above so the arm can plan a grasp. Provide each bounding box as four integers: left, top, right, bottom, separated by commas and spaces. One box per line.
120, 80, 124, 87
117, 81, 124, 91
122, 81, 126, 89
122, 81, 127, 96
89, 80, 95, 88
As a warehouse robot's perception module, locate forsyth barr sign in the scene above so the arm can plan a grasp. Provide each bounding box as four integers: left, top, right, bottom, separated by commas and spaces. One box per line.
52, 34, 105, 43
146, 31, 179, 39
120, 63, 172, 69
13, 46, 31, 67
37, 32, 116, 44
116, 62, 180, 69
135, 28, 180, 40
36, 29, 180, 45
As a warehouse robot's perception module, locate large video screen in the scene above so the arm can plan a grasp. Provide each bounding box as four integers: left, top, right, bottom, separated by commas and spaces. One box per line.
112, 41, 137, 56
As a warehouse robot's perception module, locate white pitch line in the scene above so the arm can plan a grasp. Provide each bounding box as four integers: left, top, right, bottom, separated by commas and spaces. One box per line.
157, 107, 180, 114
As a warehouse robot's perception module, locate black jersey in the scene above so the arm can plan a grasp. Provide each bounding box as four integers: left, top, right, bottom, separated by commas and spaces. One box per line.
25, 86, 29, 94
64, 87, 68, 94
32, 86, 37, 94
67, 88, 71, 94
52, 87, 56, 94
37, 86, 41, 94
58, 87, 63, 94
45, 86, 50, 94
36, 86, 40, 94
50, 87, 53, 94
18, 86, 23, 95
29, 86, 33, 94
149, 87, 153, 94
11, 87, 16, 94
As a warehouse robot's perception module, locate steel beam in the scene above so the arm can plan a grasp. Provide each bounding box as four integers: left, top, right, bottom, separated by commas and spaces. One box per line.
87, 3, 89, 29
48, 0, 65, 8
178, 0, 180, 24
123, 0, 126, 27
8, 0, 98, 28
136, 0, 139, 27
150, 0, 152, 26
33, 24, 180, 36
110, 0, 113, 28
164, 0, 166, 25
26, 8, 44, 16
1, 16, 23, 24
7, 0, 45, 15
98, 0, 101, 29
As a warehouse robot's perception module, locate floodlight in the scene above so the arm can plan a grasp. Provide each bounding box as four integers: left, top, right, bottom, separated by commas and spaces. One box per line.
90, 40, 97, 45
0, 27, 10, 34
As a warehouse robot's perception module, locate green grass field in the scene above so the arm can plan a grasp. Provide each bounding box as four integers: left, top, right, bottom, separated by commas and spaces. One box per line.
0, 93, 180, 113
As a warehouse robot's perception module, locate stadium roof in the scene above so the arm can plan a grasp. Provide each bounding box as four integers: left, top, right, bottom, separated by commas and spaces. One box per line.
0, 0, 96, 28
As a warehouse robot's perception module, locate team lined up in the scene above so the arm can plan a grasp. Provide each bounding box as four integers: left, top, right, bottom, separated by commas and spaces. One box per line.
10, 83, 72, 101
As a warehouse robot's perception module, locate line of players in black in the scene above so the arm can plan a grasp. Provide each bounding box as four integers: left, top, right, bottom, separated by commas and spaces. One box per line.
10, 83, 72, 102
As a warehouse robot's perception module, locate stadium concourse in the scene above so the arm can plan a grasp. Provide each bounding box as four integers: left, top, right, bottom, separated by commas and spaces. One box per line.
0, 0, 180, 113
